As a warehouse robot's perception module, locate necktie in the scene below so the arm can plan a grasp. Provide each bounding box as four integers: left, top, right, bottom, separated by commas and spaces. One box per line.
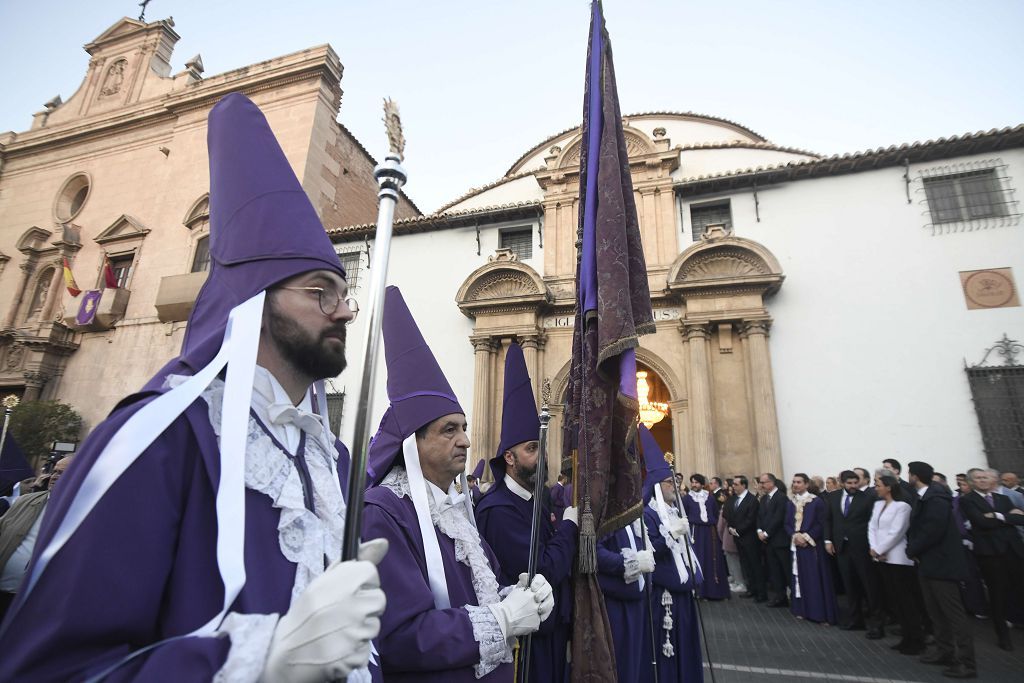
267, 403, 324, 437
843, 494, 851, 517
735, 495, 741, 510
985, 493, 995, 509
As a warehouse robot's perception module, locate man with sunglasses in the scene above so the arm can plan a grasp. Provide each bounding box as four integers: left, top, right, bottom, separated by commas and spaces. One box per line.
0, 94, 386, 682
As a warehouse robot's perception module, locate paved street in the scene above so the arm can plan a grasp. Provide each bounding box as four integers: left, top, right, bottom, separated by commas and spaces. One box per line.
694, 596, 1023, 682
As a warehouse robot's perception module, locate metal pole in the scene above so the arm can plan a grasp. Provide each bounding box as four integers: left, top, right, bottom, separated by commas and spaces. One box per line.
518, 405, 550, 683
341, 101, 407, 562
0, 395, 20, 464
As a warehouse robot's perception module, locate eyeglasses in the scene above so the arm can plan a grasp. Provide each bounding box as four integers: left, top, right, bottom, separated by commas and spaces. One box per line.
278, 286, 359, 323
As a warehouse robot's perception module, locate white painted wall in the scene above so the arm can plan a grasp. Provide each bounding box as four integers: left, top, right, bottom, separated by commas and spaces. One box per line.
444, 174, 544, 213
674, 147, 817, 181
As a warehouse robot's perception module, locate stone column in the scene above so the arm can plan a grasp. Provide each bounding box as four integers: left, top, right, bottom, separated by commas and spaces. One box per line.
666, 398, 688, 474
740, 320, 783, 478
4, 258, 36, 328
40, 259, 66, 322
520, 334, 541, 401
470, 336, 494, 479
682, 322, 716, 478
22, 370, 49, 402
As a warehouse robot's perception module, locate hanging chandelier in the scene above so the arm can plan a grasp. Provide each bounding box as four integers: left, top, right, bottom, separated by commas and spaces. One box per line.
636, 371, 669, 428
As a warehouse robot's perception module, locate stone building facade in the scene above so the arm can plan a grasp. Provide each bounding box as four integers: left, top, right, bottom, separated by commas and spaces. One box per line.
330, 114, 1024, 482
0, 16, 417, 430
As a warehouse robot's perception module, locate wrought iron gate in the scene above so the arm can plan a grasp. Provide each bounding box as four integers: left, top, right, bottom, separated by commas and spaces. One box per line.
966, 335, 1024, 474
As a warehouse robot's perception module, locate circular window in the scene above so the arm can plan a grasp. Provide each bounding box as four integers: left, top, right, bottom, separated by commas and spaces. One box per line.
54, 173, 91, 222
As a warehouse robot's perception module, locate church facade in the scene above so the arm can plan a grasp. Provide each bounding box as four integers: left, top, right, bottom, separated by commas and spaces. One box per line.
0, 16, 417, 433
331, 114, 1024, 482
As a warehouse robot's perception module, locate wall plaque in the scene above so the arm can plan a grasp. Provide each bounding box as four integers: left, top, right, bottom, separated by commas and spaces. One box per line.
960, 268, 1019, 310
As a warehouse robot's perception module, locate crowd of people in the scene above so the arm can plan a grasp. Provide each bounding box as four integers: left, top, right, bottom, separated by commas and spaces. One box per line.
671, 459, 1024, 680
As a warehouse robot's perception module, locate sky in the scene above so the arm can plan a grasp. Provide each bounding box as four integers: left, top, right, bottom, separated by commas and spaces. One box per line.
1, 0, 1022, 214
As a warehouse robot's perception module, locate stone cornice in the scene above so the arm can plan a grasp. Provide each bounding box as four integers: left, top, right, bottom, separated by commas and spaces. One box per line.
329, 202, 543, 242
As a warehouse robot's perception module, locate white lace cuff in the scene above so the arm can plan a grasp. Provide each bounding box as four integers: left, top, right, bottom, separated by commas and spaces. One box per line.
213, 612, 279, 683
621, 548, 642, 584
467, 604, 513, 679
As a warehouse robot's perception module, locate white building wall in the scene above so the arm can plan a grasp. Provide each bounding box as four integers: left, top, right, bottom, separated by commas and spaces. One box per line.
686, 150, 1024, 480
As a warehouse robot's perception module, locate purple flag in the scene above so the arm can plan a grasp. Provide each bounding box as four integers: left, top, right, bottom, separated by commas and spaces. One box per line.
567, 3, 655, 682
76, 290, 102, 326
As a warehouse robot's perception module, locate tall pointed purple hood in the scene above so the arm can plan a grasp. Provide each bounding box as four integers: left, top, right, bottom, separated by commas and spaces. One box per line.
366, 286, 463, 486
144, 93, 345, 388
640, 424, 672, 502
489, 343, 539, 482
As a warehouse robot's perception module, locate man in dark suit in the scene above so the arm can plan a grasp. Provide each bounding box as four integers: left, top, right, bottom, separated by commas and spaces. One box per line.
883, 458, 917, 505
959, 467, 1024, 651
757, 473, 789, 607
1000, 471, 1024, 497
725, 475, 765, 601
907, 461, 975, 679
825, 469, 883, 637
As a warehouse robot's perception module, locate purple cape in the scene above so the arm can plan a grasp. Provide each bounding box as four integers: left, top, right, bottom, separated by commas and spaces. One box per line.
682, 493, 730, 599
785, 496, 839, 624
597, 526, 652, 683
363, 483, 512, 682
475, 478, 578, 683
644, 505, 704, 683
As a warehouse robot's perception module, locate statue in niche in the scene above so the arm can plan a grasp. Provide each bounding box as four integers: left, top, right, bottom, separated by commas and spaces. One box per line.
101, 60, 126, 97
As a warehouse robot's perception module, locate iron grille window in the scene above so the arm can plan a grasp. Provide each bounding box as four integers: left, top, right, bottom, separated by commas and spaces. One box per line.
690, 201, 732, 242
326, 391, 345, 436
966, 366, 1024, 474
924, 169, 1006, 224
500, 228, 533, 260
337, 251, 361, 291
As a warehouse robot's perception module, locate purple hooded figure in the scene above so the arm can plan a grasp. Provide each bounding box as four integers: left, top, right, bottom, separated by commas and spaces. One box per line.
0, 93, 386, 682
638, 426, 704, 683
474, 343, 577, 683
362, 288, 550, 682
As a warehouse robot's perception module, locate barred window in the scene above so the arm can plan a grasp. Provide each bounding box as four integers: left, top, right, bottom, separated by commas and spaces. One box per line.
326, 390, 345, 436
191, 236, 211, 273
500, 228, 533, 261
337, 251, 361, 291
690, 201, 732, 242
924, 169, 1006, 224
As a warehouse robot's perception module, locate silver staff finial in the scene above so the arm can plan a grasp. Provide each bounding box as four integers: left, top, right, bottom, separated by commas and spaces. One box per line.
383, 98, 405, 161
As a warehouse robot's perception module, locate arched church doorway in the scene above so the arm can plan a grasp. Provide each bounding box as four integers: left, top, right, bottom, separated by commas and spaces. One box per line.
636, 361, 673, 457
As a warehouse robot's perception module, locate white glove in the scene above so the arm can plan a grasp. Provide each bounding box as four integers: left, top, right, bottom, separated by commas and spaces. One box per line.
668, 516, 689, 539
635, 549, 655, 574
261, 539, 388, 683
487, 587, 541, 638
563, 506, 579, 525
519, 573, 554, 622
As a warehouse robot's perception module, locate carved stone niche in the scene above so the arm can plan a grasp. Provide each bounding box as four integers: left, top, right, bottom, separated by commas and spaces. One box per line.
456, 252, 550, 320
666, 235, 784, 314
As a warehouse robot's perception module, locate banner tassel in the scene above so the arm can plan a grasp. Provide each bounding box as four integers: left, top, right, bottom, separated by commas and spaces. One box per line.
578, 497, 597, 574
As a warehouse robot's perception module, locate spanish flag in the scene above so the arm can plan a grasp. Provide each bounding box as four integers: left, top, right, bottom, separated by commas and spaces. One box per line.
62, 257, 81, 297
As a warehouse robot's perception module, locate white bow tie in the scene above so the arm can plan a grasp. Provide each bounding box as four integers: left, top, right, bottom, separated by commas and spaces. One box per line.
267, 403, 324, 437
438, 491, 466, 516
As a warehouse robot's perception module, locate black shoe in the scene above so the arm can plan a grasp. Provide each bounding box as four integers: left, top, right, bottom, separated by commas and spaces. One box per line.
941, 664, 977, 679
741, 591, 756, 598
840, 622, 866, 631
865, 629, 885, 640
754, 596, 768, 603
767, 599, 789, 608
997, 637, 1014, 651
920, 650, 955, 665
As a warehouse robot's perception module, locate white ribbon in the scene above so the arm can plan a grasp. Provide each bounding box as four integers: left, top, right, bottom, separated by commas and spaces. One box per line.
267, 403, 325, 438
652, 489, 691, 585
625, 525, 645, 592
22, 292, 265, 638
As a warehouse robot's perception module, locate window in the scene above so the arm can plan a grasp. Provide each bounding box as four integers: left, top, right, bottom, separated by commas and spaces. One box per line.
191, 236, 211, 273
924, 169, 1006, 224
326, 390, 345, 436
500, 228, 533, 260
54, 173, 91, 222
689, 201, 732, 242
107, 253, 134, 289
337, 250, 361, 291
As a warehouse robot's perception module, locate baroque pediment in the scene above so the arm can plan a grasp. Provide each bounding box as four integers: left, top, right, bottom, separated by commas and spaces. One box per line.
667, 235, 784, 298
677, 248, 770, 281
94, 215, 150, 244
456, 252, 549, 317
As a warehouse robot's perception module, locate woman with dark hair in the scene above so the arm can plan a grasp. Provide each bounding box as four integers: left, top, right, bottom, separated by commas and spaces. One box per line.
869, 471, 925, 654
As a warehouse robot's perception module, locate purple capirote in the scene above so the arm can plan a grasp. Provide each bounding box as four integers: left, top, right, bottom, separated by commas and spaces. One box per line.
366, 286, 463, 486
488, 342, 540, 482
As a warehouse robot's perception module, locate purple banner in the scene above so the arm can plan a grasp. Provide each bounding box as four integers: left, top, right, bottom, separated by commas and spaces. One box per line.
76, 290, 101, 326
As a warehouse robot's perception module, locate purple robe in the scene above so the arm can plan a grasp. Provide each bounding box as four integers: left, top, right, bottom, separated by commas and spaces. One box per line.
785, 495, 839, 625
475, 478, 577, 683
597, 526, 653, 683
644, 505, 704, 683
0, 395, 374, 681
363, 481, 513, 682
682, 492, 729, 599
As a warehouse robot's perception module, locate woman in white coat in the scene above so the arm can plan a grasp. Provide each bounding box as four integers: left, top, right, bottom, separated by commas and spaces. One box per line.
868, 471, 926, 655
